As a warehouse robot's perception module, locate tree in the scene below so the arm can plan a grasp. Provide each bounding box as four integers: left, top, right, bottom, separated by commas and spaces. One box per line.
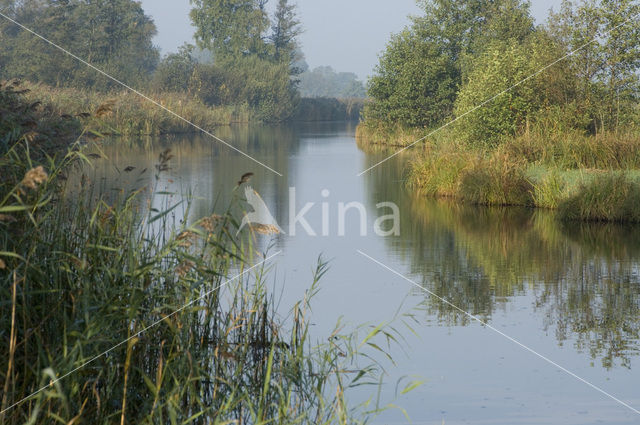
0, 0, 159, 90
598, 0, 640, 128
151, 44, 197, 93
454, 32, 571, 145
269, 0, 301, 66
365, 29, 458, 127
548, 0, 603, 119
189, 0, 302, 121
548, 0, 640, 131
365, 0, 536, 128
190, 0, 270, 60
298, 66, 366, 98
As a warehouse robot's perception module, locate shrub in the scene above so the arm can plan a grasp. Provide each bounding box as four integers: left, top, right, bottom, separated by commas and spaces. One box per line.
151, 46, 196, 93
454, 32, 573, 146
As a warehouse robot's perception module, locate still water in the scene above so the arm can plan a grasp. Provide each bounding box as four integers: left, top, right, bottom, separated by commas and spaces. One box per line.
87, 122, 640, 424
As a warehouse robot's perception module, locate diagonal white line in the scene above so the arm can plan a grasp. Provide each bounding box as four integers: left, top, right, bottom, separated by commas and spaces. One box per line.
0, 11, 283, 177
0, 251, 282, 415
356, 249, 640, 416
357, 13, 639, 176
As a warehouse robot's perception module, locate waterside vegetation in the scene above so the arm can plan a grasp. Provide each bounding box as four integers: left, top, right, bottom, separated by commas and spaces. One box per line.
0, 77, 417, 424
358, 0, 640, 223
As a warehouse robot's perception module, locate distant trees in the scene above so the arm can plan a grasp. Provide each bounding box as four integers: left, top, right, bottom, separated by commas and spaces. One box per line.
298, 66, 366, 98
365, 0, 640, 142
189, 0, 302, 121
0, 0, 159, 90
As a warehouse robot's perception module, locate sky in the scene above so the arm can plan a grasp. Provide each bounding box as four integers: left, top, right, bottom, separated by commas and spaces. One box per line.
140, 0, 563, 81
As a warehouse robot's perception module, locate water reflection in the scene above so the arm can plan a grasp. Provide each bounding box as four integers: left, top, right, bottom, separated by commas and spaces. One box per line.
363, 147, 640, 369
86, 122, 640, 371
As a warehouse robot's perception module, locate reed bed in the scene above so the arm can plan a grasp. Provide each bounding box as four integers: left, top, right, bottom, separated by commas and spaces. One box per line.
358, 120, 640, 222
1, 85, 416, 424
21, 81, 252, 137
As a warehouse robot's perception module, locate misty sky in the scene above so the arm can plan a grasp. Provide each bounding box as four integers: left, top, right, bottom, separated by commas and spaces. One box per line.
140, 0, 563, 81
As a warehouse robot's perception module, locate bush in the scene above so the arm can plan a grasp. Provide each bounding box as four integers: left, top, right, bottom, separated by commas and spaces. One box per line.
186, 57, 298, 122
454, 32, 573, 146
151, 46, 196, 93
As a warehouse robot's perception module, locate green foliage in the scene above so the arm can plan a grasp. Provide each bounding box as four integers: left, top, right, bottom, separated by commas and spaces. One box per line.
191, 0, 271, 59
0, 0, 159, 90
189, 0, 300, 121
504, 128, 640, 169
293, 98, 364, 122
0, 102, 412, 422
454, 31, 571, 145
364, 28, 459, 127
365, 0, 640, 138
558, 172, 640, 222
298, 66, 367, 98
532, 169, 570, 209
151, 44, 197, 93
457, 154, 534, 206
365, 0, 536, 128
270, 0, 302, 66
212, 56, 299, 122
548, 0, 640, 132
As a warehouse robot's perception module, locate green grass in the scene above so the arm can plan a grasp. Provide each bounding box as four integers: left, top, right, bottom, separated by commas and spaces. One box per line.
557, 172, 640, 223
362, 119, 640, 223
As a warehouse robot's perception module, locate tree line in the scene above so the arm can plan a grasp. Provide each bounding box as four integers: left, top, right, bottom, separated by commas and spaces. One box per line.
297, 66, 366, 98
0, 0, 303, 121
365, 0, 640, 144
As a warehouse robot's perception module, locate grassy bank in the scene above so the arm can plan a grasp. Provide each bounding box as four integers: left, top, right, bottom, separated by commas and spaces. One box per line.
1, 82, 416, 424
21, 81, 252, 136
357, 122, 640, 223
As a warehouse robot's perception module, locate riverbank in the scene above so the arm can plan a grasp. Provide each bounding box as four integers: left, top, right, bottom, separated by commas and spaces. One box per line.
18, 82, 366, 138
356, 122, 640, 223
21, 81, 252, 136
1, 81, 411, 424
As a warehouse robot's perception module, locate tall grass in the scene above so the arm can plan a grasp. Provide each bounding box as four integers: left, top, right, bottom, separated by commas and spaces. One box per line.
503, 129, 640, 170
557, 172, 640, 223
366, 116, 640, 221
22, 81, 252, 137
0, 88, 417, 424
355, 122, 426, 152
407, 148, 534, 206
